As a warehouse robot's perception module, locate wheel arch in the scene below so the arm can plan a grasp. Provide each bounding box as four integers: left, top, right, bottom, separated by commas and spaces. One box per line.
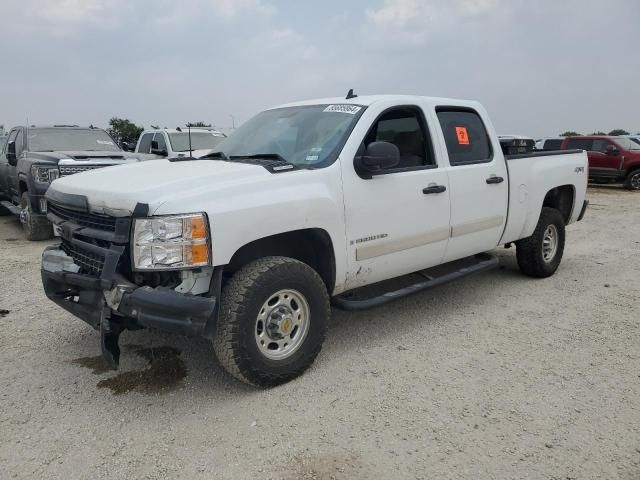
542, 185, 575, 224
224, 228, 336, 293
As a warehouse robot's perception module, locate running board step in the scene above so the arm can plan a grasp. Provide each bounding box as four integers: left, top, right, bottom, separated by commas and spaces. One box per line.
0, 201, 21, 216
333, 253, 499, 311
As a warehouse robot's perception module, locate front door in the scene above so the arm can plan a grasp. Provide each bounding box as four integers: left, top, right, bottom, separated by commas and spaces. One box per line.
589, 138, 624, 175
342, 105, 451, 290
435, 108, 509, 262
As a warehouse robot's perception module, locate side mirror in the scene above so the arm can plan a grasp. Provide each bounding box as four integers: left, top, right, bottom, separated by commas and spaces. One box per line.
121, 141, 135, 152
354, 141, 400, 179
150, 141, 167, 156
605, 145, 619, 156
6, 141, 17, 166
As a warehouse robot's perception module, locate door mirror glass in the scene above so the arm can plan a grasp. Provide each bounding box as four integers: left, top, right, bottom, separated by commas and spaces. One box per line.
6, 141, 17, 166
605, 145, 619, 156
355, 141, 400, 178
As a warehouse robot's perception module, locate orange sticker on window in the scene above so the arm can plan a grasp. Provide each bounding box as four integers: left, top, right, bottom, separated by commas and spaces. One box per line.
456, 126, 470, 145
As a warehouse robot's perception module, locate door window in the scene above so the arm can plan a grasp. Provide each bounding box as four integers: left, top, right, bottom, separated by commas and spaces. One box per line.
14, 129, 24, 156
4, 129, 18, 154
591, 139, 611, 153
436, 109, 492, 165
565, 138, 593, 151
138, 133, 153, 153
362, 107, 435, 170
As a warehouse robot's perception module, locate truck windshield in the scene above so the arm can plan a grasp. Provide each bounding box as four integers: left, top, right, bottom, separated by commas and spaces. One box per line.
169, 132, 225, 152
214, 104, 364, 167
27, 128, 121, 152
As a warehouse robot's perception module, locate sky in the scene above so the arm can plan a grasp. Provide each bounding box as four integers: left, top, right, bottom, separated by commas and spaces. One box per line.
1, 0, 639, 137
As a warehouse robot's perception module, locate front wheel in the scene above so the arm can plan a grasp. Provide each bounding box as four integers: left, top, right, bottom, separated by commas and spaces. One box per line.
213, 256, 331, 387
516, 207, 565, 278
20, 192, 53, 241
625, 169, 640, 191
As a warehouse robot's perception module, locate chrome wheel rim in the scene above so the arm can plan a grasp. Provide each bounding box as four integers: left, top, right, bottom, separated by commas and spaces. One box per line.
255, 289, 310, 361
542, 224, 558, 262
630, 172, 640, 190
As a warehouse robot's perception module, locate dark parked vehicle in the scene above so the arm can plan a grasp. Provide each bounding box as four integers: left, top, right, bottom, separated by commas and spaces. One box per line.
0, 125, 139, 239
560, 136, 640, 190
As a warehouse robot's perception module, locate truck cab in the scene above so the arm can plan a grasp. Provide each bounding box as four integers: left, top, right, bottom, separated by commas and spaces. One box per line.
134, 127, 226, 159
561, 135, 640, 190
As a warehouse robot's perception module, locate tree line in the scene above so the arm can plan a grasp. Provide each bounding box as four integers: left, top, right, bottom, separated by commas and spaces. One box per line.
559, 129, 637, 137
106, 118, 214, 145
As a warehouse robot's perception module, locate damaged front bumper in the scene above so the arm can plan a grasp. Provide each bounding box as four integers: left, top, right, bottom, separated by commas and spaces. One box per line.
41, 245, 220, 366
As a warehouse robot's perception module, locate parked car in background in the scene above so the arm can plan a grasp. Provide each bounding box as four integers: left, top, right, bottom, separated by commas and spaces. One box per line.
42, 94, 588, 386
535, 138, 564, 151
134, 127, 226, 159
623, 135, 640, 146
560, 135, 640, 190
0, 125, 140, 240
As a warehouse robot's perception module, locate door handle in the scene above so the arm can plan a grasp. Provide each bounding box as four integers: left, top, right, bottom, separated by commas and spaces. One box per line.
486, 176, 504, 184
423, 185, 446, 194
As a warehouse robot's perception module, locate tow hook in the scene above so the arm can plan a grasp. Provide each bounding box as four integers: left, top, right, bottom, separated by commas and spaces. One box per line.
100, 305, 123, 370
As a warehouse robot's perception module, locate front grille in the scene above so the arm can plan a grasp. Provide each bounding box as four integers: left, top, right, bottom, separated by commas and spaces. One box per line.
62, 239, 105, 276
48, 203, 117, 232
59, 165, 106, 176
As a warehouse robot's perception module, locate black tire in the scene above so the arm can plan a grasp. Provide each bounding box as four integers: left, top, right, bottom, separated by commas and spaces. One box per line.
625, 169, 640, 191
20, 192, 53, 241
516, 207, 565, 278
213, 256, 331, 387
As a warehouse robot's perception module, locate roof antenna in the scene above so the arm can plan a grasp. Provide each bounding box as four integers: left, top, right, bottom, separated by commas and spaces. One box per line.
346, 88, 357, 100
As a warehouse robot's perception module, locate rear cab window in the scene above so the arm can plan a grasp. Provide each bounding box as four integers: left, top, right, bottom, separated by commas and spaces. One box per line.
565, 138, 593, 151
436, 108, 492, 166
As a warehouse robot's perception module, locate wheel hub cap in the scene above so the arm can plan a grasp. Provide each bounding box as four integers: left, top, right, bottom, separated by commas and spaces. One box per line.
631, 173, 640, 189
255, 289, 310, 361
542, 224, 558, 262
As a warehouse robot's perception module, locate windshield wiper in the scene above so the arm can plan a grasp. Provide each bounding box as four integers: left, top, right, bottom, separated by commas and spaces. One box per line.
198, 151, 229, 160
229, 153, 288, 162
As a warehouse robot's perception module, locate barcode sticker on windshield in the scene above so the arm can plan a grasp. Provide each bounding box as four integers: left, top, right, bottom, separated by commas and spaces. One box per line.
323, 105, 362, 115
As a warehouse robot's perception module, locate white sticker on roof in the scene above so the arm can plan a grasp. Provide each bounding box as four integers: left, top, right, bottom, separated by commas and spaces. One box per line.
96, 140, 114, 145
323, 105, 362, 115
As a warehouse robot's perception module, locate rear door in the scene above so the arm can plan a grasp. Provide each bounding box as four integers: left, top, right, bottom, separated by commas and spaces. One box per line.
435, 108, 509, 262
342, 104, 451, 289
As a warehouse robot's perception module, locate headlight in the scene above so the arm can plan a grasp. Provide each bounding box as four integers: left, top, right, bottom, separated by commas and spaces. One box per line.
31, 165, 60, 184
132, 213, 210, 270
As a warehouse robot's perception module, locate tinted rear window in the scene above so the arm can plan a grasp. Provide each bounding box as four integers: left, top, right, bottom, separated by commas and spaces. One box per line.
565, 138, 593, 151
543, 139, 563, 150
436, 109, 492, 165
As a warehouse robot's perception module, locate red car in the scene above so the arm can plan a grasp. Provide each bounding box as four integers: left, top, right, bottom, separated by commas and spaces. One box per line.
561, 136, 640, 190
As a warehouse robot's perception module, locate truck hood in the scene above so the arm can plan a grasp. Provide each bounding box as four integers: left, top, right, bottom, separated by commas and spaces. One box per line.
48, 159, 270, 215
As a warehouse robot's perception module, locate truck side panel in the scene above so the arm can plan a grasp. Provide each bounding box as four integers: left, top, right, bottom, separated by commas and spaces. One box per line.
500, 151, 588, 244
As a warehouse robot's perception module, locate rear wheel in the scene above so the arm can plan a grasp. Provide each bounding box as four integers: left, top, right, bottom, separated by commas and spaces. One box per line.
516, 207, 565, 278
625, 169, 640, 191
20, 192, 53, 241
213, 256, 331, 387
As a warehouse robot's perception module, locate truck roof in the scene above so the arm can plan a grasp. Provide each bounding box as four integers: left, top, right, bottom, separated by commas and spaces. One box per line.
273, 94, 482, 110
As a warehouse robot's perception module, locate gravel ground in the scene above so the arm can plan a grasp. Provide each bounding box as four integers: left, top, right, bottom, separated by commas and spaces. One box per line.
1, 186, 639, 480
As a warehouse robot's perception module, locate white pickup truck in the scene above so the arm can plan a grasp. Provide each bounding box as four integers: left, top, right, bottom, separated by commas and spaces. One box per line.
41, 94, 588, 387
134, 127, 226, 159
